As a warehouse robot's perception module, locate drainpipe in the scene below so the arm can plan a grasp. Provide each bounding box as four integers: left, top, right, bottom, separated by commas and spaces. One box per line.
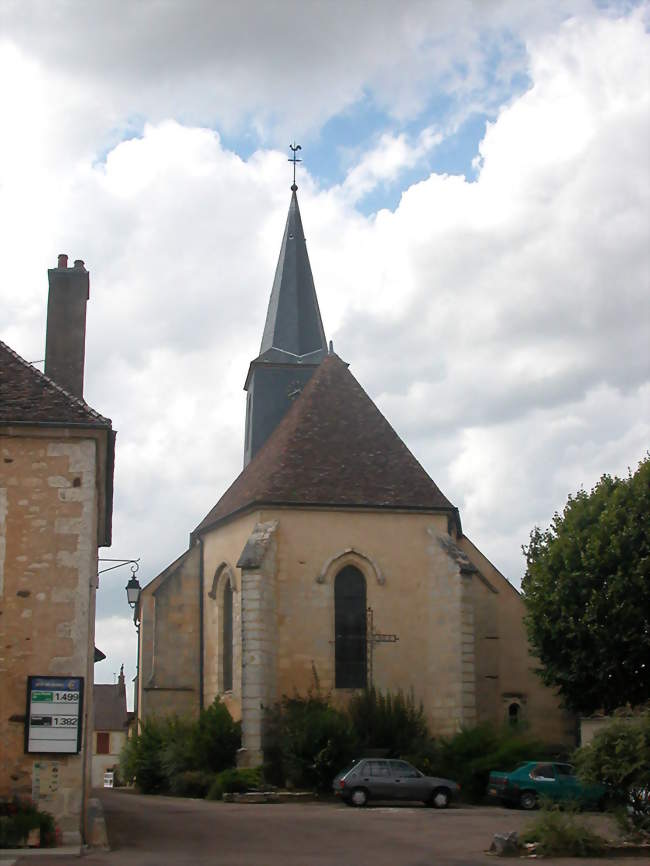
198, 535, 204, 711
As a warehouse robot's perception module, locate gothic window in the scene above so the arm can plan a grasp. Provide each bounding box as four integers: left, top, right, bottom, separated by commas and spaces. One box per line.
222, 579, 233, 692
335, 565, 367, 689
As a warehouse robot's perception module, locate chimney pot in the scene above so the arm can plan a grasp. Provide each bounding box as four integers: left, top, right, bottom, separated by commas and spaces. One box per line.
73, 259, 86, 270
57, 254, 68, 269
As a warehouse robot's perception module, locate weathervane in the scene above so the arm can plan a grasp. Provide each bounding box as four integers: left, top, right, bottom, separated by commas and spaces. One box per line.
289, 142, 302, 191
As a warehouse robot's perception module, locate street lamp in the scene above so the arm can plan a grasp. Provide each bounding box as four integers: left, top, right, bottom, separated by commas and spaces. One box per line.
124, 563, 142, 623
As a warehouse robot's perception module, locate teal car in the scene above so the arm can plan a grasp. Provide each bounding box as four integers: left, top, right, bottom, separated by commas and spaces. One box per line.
488, 762, 607, 810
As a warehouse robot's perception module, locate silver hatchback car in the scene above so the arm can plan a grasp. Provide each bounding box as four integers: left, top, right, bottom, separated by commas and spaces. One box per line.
333, 758, 460, 808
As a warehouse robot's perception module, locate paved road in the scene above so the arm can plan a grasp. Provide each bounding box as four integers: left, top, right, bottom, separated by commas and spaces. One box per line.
11, 789, 649, 865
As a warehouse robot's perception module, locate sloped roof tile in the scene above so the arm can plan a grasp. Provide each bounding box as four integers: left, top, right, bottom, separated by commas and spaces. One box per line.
194, 354, 455, 534
0, 339, 111, 427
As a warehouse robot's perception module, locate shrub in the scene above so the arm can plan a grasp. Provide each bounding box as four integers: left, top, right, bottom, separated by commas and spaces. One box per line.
575, 707, 650, 837
206, 767, 263, 801
433, 723, 545, 803
264, 692, 355, 790
0, 799, 57, 848
120, 698, 241, 794
160, 716, 197, 780
169, 770, 215, 798
189, 697, 241, 774
120, 717, 169, 794
347, 688, 429, 757
575, 709, 650, 809
521, 803, 606, 857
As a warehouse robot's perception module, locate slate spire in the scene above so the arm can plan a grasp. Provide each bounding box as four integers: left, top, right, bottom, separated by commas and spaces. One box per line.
258, 190, 327, 361
243, 175, 328, 467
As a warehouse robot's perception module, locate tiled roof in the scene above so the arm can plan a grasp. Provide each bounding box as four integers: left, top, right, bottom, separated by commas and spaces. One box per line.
194, 354, 455, 534
93, 683, 128, 731
0, 339, 111, 427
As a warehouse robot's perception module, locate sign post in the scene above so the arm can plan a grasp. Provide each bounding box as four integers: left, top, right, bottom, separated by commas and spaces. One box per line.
25, 676, 84, 754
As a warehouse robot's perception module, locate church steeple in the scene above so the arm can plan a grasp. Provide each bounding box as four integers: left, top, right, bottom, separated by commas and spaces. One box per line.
258, 190, 327, 362
243, 155, 328, 466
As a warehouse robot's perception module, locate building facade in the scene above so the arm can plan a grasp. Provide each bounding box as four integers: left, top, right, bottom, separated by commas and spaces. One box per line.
0, 256, 115, 844
137, 187, 574, 761
91, 668, 129, 788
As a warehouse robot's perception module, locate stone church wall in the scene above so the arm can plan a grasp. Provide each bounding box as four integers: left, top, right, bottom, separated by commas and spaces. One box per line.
459, 535, 575, 744
0, 432, 99, 844
202, 511, 259, 721
139, 545, 201, 720
253, 507, 472, 736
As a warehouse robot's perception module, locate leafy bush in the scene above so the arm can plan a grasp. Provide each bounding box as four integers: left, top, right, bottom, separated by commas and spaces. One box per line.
264, 692, 355, 790
160, 716, 197, 780
575, 707, 650, 837
169, 770, 216, 798
0, 799, 57, 848
206, 767, 263, 801
120, 698, 241, 794
347, 688, 429, 757
189, 697, 241, 773
521, 803, 606, 857
432, 723, 545, 803
120, 717, 169, 794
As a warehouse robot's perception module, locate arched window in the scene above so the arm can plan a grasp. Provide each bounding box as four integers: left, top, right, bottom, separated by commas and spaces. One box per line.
335, 565, 367, 689
508, 702, 520, 727
222, 579, 233, 692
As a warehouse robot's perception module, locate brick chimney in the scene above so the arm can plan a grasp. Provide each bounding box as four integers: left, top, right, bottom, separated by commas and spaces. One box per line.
44, 254, 90, 398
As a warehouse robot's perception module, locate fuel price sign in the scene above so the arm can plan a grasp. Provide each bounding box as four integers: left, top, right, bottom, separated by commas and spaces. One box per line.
25, 676, 84, 754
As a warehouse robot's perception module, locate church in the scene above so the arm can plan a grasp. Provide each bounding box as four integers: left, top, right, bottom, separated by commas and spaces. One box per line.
136, 171, 574, 764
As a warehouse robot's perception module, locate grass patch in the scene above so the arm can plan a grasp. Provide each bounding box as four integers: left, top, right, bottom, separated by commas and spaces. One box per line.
521, 803, 607, 857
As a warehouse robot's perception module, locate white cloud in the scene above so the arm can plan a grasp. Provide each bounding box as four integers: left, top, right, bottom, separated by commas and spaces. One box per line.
342, 128, 443, 202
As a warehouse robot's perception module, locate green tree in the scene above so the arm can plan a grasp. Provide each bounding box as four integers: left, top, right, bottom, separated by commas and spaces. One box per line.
522, 456, 649, 715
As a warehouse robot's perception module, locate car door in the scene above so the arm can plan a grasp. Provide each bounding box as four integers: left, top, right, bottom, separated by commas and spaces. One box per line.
366, 759, 393, 800
389, 760, 427, 800
554, 763, 582, 804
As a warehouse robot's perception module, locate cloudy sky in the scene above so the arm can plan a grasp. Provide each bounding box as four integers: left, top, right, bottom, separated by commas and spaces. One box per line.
1, 0, 648, 698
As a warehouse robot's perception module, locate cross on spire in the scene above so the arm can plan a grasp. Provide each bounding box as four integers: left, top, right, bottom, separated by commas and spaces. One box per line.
289, 142, 302, 191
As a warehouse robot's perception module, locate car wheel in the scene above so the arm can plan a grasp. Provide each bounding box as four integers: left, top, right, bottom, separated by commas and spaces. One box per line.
351, 787, 368, 807
430, 788, 450, 809
520, 791, 538, 811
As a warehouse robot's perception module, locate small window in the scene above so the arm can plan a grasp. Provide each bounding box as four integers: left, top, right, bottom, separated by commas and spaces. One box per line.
508, 702, 520, 726
96, 732, 110, 755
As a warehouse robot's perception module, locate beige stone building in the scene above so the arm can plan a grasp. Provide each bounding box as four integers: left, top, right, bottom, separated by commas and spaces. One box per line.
91, 668, 129, 788
137, 186, 574, 763
0, 256, 115, 843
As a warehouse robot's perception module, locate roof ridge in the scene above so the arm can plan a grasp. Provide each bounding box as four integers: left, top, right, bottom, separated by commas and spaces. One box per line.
0, 338, 112, 426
